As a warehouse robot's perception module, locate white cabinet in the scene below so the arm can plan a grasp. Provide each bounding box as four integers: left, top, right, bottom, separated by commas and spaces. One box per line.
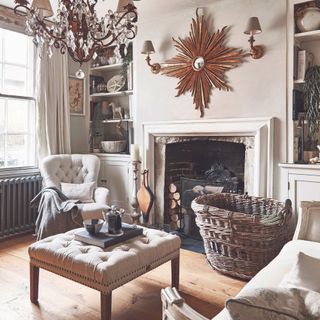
280, 164, 320, 223
97, 154, 132, 211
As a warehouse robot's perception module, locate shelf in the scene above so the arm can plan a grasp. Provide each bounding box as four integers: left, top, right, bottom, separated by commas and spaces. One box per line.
93, 152, 131, 159
90, 63, 123, 72
103, 119, 133, 123
294, 29, 320, 42
90, 119, 134, 124
294, 79, 305, 84
90, 90, 133, 99
279, 163, 320, 170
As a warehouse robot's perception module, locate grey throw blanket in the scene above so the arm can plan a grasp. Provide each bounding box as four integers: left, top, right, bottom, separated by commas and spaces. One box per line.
31, 187, 82, 240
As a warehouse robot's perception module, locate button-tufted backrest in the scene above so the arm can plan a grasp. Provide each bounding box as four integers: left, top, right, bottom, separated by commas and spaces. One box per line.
41, 154, 100, 189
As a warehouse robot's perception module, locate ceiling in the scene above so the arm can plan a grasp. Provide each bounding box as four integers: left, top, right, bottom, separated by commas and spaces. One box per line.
1, 0, 221, 16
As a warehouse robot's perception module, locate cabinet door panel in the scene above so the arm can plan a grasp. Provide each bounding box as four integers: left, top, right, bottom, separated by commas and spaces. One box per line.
99, 160, 130, 211
289, 174, 320, 221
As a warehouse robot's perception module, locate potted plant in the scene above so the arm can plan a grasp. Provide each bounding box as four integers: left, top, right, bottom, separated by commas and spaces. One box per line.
303, 66, 320, 138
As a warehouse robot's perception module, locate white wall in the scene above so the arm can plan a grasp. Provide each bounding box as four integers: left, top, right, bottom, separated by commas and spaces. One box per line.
67, 0, 288, 198
133, 0, 288, 198
69, 59, 90, 154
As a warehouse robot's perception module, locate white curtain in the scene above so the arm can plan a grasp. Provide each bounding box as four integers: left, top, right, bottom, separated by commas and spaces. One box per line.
36, 47, 71, 160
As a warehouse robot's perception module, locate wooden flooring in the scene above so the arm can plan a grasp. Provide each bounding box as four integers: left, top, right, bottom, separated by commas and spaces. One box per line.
0, 235, 246, 320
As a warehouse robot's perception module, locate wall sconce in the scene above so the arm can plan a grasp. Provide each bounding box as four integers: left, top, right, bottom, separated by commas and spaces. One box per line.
141, 40, 161, 74
244, 17, 264, 59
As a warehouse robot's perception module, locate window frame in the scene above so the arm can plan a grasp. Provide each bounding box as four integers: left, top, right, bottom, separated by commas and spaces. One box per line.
0, 26, 38, 176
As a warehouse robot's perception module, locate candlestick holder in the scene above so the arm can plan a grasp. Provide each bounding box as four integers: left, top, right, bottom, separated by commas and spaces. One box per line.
130, 160, 141, 224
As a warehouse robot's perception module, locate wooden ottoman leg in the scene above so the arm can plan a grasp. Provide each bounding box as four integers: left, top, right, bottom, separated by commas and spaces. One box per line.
101, 292, 112, 320
30, 263, 39, 304
171, 255, 180, 290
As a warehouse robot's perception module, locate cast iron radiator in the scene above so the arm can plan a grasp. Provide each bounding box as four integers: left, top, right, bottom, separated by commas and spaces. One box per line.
0, 175, 42, 240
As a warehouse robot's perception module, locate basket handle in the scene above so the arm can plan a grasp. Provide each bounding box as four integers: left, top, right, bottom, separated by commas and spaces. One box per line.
279, 199, 292, 226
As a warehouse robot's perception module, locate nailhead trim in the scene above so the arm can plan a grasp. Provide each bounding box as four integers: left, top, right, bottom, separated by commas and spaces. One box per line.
30, 249, 180, 294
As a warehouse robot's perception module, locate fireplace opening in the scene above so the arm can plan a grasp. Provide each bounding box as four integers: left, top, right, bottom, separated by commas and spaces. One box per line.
163, 138, 246, 252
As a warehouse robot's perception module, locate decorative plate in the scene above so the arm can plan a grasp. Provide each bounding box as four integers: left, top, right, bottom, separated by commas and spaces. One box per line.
296, 6, 320, 32
107, 75, 126, 93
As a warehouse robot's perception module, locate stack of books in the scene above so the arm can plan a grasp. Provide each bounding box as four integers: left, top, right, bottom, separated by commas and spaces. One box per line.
75, 223, 143, 248
294, 46, 313, 82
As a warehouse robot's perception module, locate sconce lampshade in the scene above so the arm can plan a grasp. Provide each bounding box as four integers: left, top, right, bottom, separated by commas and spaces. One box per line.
244, 17, 262, 35
31, 0, 53, 17
141, 40, 156, 54
117, 0, 134, 13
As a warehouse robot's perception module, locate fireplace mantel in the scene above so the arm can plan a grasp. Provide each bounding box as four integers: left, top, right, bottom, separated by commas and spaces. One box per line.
142, 118, 275, 225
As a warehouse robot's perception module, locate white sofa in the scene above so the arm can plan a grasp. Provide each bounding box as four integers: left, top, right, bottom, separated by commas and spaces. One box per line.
162, 201, 320, 320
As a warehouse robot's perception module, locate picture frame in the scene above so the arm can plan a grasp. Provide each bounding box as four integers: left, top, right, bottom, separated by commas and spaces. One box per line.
69, 76, 85, 116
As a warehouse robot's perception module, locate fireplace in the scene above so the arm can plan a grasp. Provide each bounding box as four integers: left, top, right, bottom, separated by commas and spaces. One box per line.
142, 118, 275, 227
163, 138, 246, 232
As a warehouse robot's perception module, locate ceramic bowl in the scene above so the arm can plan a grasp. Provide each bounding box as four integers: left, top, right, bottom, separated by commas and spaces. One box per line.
83, 219, 104, 235
101, 140, 127, 153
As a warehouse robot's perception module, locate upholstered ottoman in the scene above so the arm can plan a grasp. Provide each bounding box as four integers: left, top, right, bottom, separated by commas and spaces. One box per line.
28, 227, 181, 320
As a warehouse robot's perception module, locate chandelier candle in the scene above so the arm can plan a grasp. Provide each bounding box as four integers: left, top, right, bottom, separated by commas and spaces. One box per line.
14, 0, 139, 68
131, 144, 140, 162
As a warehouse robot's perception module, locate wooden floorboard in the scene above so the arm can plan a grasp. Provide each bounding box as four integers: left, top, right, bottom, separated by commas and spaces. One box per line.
0, 235, 246, 320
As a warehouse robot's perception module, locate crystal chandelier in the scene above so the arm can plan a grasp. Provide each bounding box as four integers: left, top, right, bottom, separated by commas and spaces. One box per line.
13, 0, 138, 66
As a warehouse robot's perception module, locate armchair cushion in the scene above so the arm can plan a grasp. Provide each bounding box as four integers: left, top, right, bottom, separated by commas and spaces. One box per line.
79, 203, 110, 220
61, 182, 95, 203
41, 154, 100, 189
94, 187, 110, 205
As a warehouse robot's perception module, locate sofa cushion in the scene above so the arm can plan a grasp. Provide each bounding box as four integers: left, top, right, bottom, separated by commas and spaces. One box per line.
61, 182, 95, 203
226, 287, 320, 320
280, 252, 320, 293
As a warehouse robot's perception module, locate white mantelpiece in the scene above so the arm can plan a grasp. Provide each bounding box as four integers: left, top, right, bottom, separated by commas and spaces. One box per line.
142, 118, 275, 225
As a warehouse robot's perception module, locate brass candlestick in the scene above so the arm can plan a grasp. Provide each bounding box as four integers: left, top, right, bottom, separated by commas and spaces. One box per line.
130, 160, 141, 224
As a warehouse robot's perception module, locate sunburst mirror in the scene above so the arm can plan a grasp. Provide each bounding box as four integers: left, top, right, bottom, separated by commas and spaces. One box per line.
161, 10, 245, 117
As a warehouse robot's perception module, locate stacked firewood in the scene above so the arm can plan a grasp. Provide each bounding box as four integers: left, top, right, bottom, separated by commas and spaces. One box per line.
168, 183, 181, 230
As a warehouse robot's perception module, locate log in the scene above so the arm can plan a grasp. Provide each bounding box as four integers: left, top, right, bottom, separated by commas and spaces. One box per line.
171, 214, 179, 222
169, 183, 177, 193
169, 200, 177, 209
169, 209, 178, 216
173, 192, 180, 201
170, 221, 178, 230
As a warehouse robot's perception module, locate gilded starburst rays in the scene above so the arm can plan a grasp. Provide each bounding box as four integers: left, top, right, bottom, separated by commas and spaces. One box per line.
161, 13, 244, 117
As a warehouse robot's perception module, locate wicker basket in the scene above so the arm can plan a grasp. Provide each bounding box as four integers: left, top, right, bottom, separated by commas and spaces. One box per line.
191, 193, 292, 280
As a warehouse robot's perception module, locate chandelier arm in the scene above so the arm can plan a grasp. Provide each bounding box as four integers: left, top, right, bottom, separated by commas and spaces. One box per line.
68, 42, 104, 64
13, 0, 138, 65
14, 6, 63, 44
86, 0, 97, 14
14, 4, 30, 16
114, 10, 138, 28
91, 14, 137, 44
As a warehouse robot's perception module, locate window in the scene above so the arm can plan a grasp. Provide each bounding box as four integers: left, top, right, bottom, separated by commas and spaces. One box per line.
0, 28, 36, 169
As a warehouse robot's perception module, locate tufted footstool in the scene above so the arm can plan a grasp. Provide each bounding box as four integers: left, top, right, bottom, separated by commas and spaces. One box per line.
28, 227, 181, 320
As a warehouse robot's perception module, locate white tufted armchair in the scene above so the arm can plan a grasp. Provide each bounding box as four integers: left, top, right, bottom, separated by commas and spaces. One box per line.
40, 154, 110, 220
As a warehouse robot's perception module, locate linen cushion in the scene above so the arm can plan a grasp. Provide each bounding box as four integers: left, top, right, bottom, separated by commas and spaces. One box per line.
279, 252, 320, 292
61, 182, 95, 203
225, 287, 320, 320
